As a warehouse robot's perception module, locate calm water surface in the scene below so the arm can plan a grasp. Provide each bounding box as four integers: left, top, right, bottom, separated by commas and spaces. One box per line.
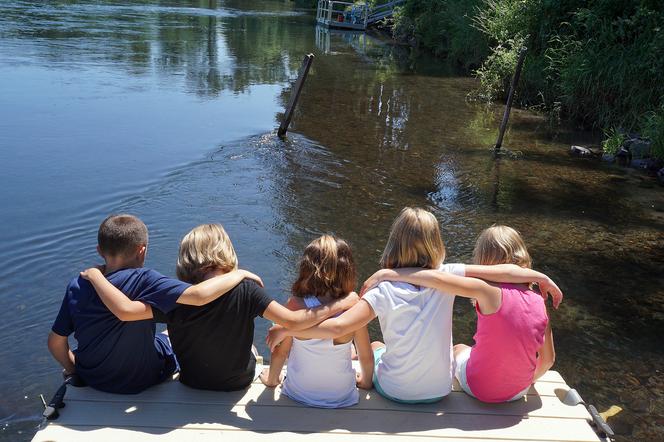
1, 1, 662, 440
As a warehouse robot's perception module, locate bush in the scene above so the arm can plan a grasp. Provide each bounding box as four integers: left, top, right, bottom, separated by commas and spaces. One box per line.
602, 128, 626, 156
394, 0, 664, 156
392, 0, 488, 69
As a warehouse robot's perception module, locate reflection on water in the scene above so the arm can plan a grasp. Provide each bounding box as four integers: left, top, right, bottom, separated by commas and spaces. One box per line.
0, 1, 663, 441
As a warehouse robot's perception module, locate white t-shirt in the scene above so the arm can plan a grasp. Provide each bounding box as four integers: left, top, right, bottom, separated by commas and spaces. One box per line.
362, 263, 465, 400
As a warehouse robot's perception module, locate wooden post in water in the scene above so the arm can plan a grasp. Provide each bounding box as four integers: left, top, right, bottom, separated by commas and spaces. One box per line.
278, 54, 314, 137
494, 47, 527, 151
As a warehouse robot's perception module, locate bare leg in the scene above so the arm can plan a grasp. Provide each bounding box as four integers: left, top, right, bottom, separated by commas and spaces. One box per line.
351, 342, 358, 360
371, 341, 386, 351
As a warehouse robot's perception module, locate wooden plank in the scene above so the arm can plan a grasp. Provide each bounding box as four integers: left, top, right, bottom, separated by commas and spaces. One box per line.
536, 371, 566, 384
65, 383, 589, 420
47, 401, 600, 441
33, 425, 589, 442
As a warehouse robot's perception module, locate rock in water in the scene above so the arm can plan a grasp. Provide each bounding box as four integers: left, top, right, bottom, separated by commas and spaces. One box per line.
625, 137, 652, 159
570, 145, 594, 157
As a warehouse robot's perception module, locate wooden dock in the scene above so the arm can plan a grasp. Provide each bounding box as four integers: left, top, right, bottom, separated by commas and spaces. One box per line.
32, 363, 605, 442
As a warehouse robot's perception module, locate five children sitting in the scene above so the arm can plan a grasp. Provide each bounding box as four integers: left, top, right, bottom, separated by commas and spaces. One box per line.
49, 209, 561, 406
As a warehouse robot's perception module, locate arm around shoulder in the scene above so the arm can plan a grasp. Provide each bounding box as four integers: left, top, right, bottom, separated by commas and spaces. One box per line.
80, 268, 153, 321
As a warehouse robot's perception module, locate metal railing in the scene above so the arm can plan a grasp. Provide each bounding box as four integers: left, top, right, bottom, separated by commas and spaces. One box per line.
317, 0, 369, 28
367, 0, 405, 24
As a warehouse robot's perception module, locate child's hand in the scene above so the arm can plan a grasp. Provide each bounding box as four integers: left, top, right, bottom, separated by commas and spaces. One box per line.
356, 372, 372, 390
266, 325, 288, 352
538, 277, 563, 309
240, 270, 264, 288
360, 270, 389, 296
259, 367, 283, 388
80, 266, 104, 281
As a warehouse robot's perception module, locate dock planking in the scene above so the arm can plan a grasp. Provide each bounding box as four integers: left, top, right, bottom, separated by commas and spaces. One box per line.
32, 367, 603, 442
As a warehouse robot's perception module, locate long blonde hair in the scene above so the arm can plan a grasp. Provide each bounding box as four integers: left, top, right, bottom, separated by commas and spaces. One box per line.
473, 225, 532, 268
176, 224, 238, 283
380, 207, 445, 269
292, 235, 356, 299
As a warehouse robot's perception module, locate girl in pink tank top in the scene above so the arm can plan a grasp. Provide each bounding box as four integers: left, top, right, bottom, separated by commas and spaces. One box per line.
455, 226, 556, 402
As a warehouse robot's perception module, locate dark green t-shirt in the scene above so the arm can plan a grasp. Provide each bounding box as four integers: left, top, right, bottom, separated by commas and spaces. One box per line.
154, 279, 273, 391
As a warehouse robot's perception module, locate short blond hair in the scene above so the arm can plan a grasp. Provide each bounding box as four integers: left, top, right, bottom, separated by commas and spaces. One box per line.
473, 225, 532, 268
380, 207, 445, 269
176, 224, 238, 284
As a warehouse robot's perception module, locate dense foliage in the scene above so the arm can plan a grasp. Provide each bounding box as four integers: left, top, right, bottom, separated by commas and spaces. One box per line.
392, 0, 664, 157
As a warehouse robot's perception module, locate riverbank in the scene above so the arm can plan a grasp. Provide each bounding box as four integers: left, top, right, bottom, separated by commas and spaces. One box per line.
377, 0, 664, 164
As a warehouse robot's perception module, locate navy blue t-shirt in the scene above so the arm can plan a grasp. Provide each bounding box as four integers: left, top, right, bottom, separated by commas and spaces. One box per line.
52, 268, 191, 394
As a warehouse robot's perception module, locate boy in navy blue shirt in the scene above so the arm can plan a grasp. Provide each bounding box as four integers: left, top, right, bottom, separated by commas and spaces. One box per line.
48, 214, 262, 394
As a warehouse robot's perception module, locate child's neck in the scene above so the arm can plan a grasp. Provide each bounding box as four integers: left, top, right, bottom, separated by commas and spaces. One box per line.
201, 268, 229, 282
103, 257, 143, 275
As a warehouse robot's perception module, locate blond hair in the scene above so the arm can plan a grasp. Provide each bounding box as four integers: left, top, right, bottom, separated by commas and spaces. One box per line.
473, 225, 532, 268
176, 224, 238, 284
292, 235, 356, 299
380, 207, 445, 269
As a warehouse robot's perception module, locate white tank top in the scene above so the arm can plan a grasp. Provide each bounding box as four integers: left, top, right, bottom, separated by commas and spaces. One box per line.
281, 296, 359, 408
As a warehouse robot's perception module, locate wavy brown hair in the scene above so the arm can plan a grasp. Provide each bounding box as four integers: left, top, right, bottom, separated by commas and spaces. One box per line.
292, 235, 356, 299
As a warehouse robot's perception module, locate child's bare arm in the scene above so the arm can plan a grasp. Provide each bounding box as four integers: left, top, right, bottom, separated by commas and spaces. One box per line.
260, 297, 301, 387
47, 331, 75, 375
177, 270, 263, 306
81, 268, 153, 321
533, 321, 555, 381
353, 326, 374, 390
464, 265, 562, 308
361, 265, 562, 309
360, 269, 501, 312
267, 300, 376, 351
80, 268, 264, 321
261, 337, 292, 387
262, 292, 360, 331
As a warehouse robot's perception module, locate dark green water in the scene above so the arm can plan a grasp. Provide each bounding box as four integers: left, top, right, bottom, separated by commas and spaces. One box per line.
0, 1, 662, 440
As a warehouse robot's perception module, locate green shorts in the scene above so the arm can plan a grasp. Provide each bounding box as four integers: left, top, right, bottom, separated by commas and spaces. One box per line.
372, 346, 444, 404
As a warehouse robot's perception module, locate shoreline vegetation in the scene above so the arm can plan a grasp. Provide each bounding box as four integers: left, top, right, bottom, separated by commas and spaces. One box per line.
303, 0, 664, 165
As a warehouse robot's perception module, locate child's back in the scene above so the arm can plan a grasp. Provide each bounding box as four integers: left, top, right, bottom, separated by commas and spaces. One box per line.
154, 278, 271, 391
281, 296, 358, 408
465, 283, 547, 402
53, 267, 184, 393
363, 263, 464, 401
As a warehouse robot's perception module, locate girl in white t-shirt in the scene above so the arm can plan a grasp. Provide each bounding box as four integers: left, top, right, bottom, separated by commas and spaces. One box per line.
267, 208, 562, 403
260, 235, 374, 408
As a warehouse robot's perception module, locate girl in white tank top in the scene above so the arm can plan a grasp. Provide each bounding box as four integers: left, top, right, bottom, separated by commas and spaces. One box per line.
260, 236, 373, 408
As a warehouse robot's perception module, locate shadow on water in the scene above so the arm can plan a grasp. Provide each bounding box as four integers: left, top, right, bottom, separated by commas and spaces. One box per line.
0, 1, 663, 441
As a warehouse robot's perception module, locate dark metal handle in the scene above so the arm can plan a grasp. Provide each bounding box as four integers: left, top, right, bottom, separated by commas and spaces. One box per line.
588, 404, 615, 439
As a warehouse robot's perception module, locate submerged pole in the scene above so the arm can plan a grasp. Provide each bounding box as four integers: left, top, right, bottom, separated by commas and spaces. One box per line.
494, 47, 527, 151
278, 53, 314, 137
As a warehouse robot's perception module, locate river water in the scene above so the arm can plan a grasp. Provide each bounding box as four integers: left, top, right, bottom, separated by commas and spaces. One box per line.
0, 0, 662, 440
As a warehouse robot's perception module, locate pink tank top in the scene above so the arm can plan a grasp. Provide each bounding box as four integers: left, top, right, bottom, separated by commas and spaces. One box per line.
466, 283, 548, 403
